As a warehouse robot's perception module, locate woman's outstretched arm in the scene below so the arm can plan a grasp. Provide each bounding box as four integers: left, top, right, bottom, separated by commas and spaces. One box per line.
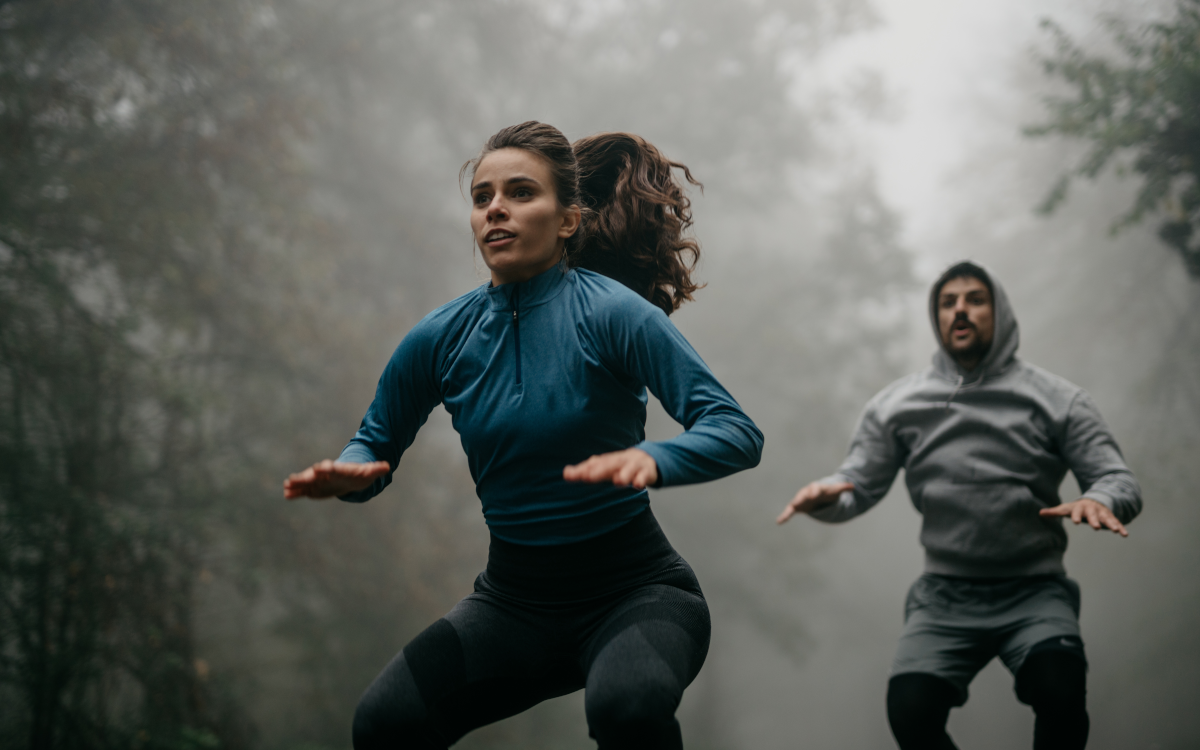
565, 295, 763, 488
282, 315, 444, 502
284, 460, 392, 500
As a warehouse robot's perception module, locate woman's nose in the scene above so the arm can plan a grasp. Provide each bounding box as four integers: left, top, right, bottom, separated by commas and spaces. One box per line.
486, 198, 508, 221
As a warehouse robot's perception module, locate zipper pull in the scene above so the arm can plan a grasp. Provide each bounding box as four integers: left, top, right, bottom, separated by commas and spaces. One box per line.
512, 310, 517, 321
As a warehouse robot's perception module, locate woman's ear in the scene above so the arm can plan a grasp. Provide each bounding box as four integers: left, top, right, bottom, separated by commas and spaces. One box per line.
558, 204, 582, 238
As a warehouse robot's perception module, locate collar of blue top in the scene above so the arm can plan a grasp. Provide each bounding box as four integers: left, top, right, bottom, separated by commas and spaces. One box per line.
485, 263, 573, 312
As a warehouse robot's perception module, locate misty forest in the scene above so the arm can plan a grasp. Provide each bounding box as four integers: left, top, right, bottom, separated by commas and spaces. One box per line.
2, 0, 1198, 748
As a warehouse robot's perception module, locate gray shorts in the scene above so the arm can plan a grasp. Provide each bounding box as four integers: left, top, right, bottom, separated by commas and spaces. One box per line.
892, 573, 1085, 704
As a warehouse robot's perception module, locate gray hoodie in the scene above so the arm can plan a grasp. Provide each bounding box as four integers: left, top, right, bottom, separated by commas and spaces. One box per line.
811, 262, 1142, 577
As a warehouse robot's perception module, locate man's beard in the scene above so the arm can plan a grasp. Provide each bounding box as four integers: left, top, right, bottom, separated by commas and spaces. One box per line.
952, 337, 990, 366
948, 315, 990, 366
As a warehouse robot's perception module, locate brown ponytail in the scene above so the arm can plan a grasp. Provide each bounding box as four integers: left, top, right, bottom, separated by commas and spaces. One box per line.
572, 133, 703, 315
465, 122, 703, 315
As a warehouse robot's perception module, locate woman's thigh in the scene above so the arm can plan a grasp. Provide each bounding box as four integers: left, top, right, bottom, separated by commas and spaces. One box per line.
354, 594, 582, 750
581, 583, 711, 729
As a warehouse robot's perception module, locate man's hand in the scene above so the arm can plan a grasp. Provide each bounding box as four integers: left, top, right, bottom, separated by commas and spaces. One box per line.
563, 449, 658, 490
1039, 497, 1128, 537
776, 481, 855, 525
283, 460, 391, 500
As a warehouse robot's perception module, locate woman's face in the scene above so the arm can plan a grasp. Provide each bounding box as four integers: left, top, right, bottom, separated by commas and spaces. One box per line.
470, 148, 580, 286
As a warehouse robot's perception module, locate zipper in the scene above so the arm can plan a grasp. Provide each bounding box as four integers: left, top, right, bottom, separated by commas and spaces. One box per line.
512, 284, 522, 385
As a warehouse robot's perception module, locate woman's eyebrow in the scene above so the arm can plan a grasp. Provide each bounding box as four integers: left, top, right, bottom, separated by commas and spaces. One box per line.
471, 175, 539, 193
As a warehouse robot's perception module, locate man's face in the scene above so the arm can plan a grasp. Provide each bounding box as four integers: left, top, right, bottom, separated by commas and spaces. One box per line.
937, 275, 994, 368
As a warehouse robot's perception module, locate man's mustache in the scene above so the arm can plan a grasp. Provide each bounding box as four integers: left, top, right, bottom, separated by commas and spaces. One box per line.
952, 312, 976, 331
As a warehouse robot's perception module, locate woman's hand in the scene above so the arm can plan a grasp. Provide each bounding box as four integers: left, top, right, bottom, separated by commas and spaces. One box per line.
776, 481, 855, 525
563, 449, 658, 490
283, 460, 391, 500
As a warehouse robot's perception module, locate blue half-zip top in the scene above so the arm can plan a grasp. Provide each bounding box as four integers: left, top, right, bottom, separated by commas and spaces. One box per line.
512, 283, 522, 385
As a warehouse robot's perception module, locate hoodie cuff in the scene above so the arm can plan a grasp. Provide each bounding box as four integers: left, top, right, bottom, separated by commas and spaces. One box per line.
806, 474, 856, 523
1080, 491, 1115, 512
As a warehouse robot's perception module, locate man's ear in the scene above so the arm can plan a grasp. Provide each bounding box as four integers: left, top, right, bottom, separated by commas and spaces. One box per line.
558, 204, 581, 238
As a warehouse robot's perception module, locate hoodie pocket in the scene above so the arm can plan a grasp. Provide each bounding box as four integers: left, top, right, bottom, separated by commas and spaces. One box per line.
917, 480, 1066, 568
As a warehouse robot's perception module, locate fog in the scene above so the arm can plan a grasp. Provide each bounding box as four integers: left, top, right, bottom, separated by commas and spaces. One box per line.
2, 1, 1197, 748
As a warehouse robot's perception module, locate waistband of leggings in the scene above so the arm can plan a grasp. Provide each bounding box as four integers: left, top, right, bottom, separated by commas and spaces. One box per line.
482, 507, 682, 603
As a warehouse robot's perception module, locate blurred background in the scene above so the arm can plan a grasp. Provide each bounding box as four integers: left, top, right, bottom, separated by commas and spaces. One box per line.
2, 0, 1197, 748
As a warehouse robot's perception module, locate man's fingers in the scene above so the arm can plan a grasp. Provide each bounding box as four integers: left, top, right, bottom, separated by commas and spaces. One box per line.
1097, 507, 1128, 536
830, 481, 855, 495
1104, 514, 1129, 537
1039, 500, 1129, 537
776, 505, 797, 525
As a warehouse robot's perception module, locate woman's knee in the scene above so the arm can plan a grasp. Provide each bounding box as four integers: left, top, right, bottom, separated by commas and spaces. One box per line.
585, 679, 682, 749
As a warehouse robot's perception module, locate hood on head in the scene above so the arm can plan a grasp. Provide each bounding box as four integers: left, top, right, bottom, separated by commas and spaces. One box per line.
927, 260, 1019, 380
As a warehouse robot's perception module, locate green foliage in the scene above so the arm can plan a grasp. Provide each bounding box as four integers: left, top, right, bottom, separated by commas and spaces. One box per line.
1027, 0, 1200, 276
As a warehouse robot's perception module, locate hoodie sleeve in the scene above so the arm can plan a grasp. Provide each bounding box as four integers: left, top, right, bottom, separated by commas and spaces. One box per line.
1062, 390, 1142, 524
335, 320, 444, 503
604, 303, 763, 486
809, 394, 904, 524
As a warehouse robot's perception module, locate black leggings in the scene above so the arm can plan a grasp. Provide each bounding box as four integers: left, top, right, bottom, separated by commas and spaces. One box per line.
887, 644, 1089, 750
352, 509, 710, 749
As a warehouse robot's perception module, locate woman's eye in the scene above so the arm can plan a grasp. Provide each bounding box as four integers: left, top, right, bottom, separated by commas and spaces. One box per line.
513, 188, 532, 198
473, 193, 489, 205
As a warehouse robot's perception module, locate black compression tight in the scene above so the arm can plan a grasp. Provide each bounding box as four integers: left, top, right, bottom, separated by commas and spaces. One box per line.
887, 649, 1088, 750
1016, 649, 1090, 749
887, 672, 960, 750
351, 509, 710, 749
352, 584, 708, 749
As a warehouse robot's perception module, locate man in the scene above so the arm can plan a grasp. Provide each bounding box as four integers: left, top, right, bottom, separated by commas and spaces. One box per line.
777, 261, 1141, 749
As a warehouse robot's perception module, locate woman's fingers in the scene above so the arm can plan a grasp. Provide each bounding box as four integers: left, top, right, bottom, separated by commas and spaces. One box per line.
562, 450, 657, 488
283, 460, 391, 500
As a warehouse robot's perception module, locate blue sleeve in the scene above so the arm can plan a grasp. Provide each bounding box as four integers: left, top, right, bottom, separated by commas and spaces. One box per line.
336, 320, 443, 503
599, 301, 763, 486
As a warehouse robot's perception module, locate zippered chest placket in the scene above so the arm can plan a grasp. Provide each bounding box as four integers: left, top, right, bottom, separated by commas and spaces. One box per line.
512, 285, 522, 385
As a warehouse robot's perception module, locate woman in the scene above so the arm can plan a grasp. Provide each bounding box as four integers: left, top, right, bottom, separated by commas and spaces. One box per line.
283, 121, 762, 749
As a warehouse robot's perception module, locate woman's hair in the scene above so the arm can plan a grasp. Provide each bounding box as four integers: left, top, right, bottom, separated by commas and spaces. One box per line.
463, 121, 703, 315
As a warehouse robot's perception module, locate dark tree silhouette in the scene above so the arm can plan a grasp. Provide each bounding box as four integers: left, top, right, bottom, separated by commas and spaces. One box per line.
0, 1, 318, 746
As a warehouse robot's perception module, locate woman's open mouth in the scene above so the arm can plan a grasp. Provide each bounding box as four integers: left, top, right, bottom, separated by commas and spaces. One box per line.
485, 229, 516, 247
